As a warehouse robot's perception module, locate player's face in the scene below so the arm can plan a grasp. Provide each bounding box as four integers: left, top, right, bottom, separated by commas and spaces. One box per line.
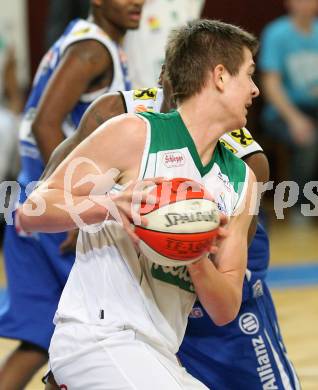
224, 48, 259, 128
96, 0, 144, 30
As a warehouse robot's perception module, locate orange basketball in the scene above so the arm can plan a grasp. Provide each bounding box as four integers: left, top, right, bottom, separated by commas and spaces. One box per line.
135, 178, 220, 266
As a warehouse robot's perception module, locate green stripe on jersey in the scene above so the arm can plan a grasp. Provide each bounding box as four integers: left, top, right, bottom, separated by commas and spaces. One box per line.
138, 110, 247, 193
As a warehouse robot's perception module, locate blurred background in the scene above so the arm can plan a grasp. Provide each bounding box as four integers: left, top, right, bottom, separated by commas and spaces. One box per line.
0, 0, 317, 388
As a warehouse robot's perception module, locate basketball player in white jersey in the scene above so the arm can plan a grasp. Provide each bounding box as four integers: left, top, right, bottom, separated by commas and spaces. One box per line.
19, 20, 259, 389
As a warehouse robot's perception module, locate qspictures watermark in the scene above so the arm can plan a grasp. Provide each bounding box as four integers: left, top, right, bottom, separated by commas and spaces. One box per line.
1, 163, 317, 231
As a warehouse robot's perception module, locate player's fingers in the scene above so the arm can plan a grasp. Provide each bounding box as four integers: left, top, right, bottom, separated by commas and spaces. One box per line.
217, 227, 228, 239
219, 213, 228, 226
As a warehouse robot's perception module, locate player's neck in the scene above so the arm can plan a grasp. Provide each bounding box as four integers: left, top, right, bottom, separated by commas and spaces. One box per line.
88, 14, 126, 44
177, 96, 227, 165
178, 93, 233, 143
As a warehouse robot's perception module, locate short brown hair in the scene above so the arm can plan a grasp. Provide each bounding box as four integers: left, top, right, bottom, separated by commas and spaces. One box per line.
165, 19, 258, 102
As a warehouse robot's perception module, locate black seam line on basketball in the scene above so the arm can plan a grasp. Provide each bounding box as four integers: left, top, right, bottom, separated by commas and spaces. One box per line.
136, 225, 215, 235
140, 198, 214, 216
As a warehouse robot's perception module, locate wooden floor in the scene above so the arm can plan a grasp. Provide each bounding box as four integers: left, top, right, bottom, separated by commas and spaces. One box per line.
0, 219, 317, 389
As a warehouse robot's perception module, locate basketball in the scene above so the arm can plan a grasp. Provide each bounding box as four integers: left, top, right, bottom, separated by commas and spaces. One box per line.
135, 178, 220, 266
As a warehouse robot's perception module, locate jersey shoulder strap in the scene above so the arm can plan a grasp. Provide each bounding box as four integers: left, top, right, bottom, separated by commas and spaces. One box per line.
120, 87, 164, 114
59, 19, 118, 58
220, 127, 263, 159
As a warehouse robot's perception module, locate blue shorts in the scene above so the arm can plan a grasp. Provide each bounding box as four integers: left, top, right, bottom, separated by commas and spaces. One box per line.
0, 222, 75, 350
178, 281, 300, 390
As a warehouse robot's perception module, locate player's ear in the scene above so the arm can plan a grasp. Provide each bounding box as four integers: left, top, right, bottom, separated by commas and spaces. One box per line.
214, 64, 226, 92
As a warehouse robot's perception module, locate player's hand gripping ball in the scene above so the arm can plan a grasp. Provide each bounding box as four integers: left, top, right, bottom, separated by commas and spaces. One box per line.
135, 178, 220, 266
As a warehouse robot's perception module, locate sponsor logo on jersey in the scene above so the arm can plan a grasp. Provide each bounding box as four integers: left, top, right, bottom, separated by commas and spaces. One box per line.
151, 264, 195, 293
229, 128, 254, 147
217, 171, 232, 192
252, 279, 264, 298
72, 27, 92, 36
189, 306, 204, 318
251, 335, 278, 389
163, 151, 185, 168
216, 192, 228, 215
219, 139, 238, 154
135, 104, 149, 113
239, 312, 259, 335
133, 88, 158, 100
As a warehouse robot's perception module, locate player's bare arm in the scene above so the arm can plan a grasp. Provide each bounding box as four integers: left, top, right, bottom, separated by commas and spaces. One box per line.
187, 168, 256, 326
244, 151, 270, 242
20, 114, 161, 241
41, 92, 124, 180
32, 39, 113, 163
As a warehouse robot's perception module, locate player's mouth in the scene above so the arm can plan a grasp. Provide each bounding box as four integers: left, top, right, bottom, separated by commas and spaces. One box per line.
128, 9, 142, 22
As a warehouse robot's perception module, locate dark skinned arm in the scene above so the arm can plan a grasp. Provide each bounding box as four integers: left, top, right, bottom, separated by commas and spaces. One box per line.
32, 39, 112, 164
41, 92, 125, 181
40, 91, 125, 254
243, 152, 270, 243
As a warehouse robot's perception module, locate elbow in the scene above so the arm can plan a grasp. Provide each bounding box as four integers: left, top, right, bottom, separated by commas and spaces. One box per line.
16, 207, 33, 233
208, 294, 242, 327
212, 310, 238, 327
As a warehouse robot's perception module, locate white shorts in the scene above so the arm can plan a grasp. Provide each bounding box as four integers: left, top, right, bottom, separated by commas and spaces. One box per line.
49, 322, 208, 390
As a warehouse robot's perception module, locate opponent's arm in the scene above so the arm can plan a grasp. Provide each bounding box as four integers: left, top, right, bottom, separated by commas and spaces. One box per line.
41, 92, 125, 181
32, 40, 112, 164
244, 151, 270, 241
187, 169, 256, 326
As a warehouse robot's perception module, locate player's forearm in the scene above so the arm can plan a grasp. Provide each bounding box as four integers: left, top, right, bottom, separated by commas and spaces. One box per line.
32, 122, 65, 164
188, 257, 243, 326
18, 189, 109, 233
261, 73, 301, 122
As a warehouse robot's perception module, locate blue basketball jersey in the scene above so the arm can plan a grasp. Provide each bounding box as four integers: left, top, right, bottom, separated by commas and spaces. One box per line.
18, 19, 131, 202
178, 223, 300, 389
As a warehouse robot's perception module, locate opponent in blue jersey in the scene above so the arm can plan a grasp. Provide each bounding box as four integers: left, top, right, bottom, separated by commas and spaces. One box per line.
0, 1, 144, 388
43, 85, 299, 389
178, 226, 301, 390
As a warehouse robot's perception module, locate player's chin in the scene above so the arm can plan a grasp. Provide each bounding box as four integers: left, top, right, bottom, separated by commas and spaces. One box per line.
125, 21, 141, 29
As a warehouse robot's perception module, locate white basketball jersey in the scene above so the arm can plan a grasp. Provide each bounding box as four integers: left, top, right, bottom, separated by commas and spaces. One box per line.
55, 110, 249, 355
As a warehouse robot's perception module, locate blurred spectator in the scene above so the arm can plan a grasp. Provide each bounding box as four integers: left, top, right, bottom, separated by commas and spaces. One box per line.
45, 0, 90, 49
0, 33, 23, 183
124, 0, 205, 87
259, 0, 318, 222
